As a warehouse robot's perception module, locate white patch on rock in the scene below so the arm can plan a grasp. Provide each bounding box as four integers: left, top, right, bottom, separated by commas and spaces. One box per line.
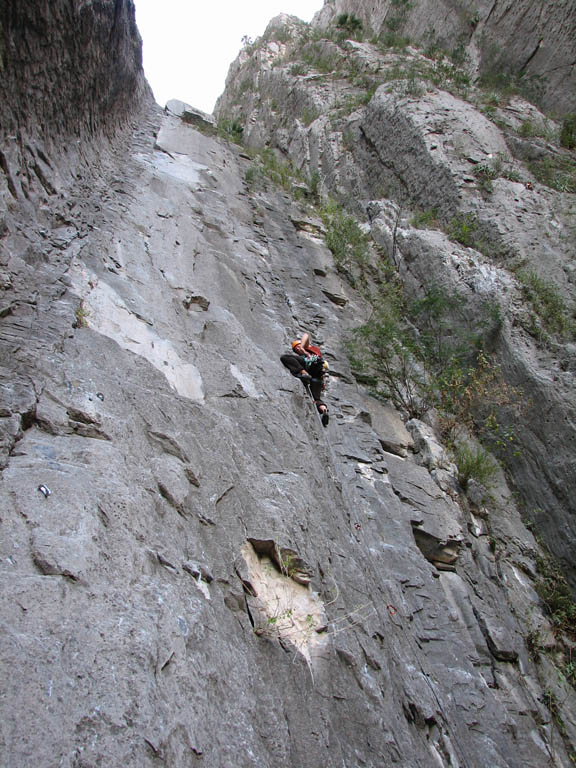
356, 462, 389, 487
510, 565, 531, 588
229, 364, 259, 398
193, 576, 210, 600
70, 269, 204, 401
242, 543, 327, 665
151, 151, 208, 186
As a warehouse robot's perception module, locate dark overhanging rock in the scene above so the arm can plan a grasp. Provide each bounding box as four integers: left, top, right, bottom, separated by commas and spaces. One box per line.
0, 0, 151, 142
247, 537, 315, 585
0, 0, 154, 212
411, 524, 462, 571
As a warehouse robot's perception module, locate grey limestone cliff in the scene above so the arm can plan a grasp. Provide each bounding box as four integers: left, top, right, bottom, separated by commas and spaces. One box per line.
1, 1, 576, 767
313, 0, 576, 116
215, 8, 576, 590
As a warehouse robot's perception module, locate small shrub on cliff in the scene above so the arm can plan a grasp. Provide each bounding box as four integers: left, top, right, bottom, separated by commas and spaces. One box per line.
307, 171, 320, 201
473, 155, 522, 193
535, 552, 576, 640
217, 118, 244, 144
259, 148, 297, 189
349, 284, 513, 425
348, 288, 431, 418
447, 213, 480, 248
301, 43, 343, 75
243, 148, 306, 197
301, 107, 320, 126
560, 114, 576, 150
516, 269, 575, 340
244, 165, 261, 191
410, 208, 440, 230
428, 58, 470, 94
473, 162, 501, 194
478, 69, 542, 106
378, 31, 411, 51
528, 153, 576, 194
452, 442, 499, 491
74, 301, 90, 329
443, 213, 506, 260
402, 77, 426, 98
519, 118, 556, 142
437, 351, 525, 451
410, 288, 471, 370
290, 63, 307, 76
564, 662, 576, 686
334, 83, 377, 116
334, 13, 364, 42
320, 200, 370, 273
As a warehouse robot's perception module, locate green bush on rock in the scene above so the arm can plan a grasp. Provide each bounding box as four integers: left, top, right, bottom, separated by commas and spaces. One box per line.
452, 442, 499, 490
560, 113, 576, 150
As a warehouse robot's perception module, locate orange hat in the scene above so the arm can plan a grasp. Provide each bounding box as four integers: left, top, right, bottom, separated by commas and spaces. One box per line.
291, 340, 300, 349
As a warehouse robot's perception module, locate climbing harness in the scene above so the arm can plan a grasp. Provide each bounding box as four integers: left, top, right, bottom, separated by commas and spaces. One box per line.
303, 354, 325, 379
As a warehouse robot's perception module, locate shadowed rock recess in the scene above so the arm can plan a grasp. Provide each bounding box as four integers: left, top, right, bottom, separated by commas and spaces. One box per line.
1, 1, 576, 767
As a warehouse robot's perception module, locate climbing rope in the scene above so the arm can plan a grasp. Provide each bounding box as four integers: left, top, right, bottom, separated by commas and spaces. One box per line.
300, 380, 342, 485
298, 378, 474, 768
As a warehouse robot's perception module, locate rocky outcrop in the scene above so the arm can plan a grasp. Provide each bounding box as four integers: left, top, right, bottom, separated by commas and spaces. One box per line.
2, 2, 576, 767
215, 14, 576, 587
313, 0, 576, 116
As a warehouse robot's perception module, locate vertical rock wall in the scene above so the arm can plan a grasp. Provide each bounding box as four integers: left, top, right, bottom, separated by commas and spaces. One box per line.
0, 0, 152, 206
1, 2, 576, 767
2, 98, 575, 767
0, 0, 149, 139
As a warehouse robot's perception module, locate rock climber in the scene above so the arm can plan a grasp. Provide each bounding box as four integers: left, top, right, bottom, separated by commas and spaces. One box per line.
280, 332, 329, 426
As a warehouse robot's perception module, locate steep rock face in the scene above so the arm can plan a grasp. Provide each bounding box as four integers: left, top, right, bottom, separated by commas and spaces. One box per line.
3, 99, 576, 768
0, 0, 150, 138
0, 0, 154, 471
215, 17, 576, 585
2, 4, 576, 768
313, 0, 576, 116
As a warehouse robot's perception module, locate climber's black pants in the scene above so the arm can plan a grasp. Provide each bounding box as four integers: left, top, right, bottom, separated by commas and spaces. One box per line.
280, 354, 326, 409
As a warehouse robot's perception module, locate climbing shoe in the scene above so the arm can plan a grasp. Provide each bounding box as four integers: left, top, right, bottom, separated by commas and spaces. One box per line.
321, 410, 329, 427
297, 372, 313, 383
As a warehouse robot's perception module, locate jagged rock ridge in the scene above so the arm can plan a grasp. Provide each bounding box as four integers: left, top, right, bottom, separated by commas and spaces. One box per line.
1, 1, 576, 766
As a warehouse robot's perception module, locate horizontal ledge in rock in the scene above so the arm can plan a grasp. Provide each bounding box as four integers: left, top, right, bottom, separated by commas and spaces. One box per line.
322, 290, 348, 307
165, 100, 216, 132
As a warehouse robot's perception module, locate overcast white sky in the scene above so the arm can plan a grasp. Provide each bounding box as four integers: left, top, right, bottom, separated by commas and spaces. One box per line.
134, 1, 320, 114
